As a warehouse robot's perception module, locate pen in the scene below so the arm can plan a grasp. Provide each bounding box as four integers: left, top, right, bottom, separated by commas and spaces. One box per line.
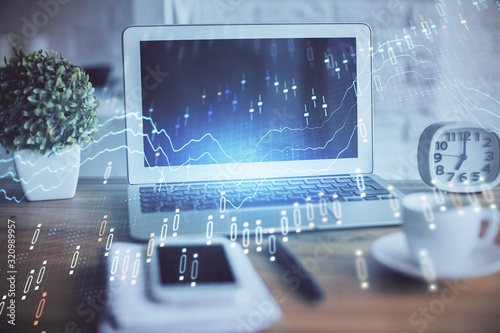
272, 238, 325, 303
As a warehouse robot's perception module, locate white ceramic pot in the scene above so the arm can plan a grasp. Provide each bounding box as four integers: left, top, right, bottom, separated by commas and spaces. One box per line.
13, 145, 81, 201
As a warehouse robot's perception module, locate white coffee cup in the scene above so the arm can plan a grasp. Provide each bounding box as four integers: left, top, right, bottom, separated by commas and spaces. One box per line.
402, 191, 500, 275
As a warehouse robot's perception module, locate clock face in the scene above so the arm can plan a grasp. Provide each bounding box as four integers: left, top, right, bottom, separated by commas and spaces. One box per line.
430, 127, 500, 189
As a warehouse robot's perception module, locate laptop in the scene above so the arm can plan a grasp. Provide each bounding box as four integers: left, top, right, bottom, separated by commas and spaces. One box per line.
122, 24, 403, 241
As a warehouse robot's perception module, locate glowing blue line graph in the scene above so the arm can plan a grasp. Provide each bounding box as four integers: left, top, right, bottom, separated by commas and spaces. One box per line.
141, 78, 357, 167
0, 110, 362, 205
140, 48, 366, 168
3, 17, 500, 205
372, 44, 500, 122
134, 34, 498, 182
2, 42, 368, 201
224, 124, 361, 209
258, 103, 358, 161
369, 37, 500, 131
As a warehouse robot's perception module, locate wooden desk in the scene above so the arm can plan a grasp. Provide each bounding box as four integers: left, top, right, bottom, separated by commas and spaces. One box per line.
1, 179, 499, 333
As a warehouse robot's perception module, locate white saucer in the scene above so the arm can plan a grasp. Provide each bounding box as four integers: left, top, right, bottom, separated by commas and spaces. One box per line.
371, 232, 500, 279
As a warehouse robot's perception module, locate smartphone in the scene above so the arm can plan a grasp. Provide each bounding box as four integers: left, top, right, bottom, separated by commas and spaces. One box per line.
148, 236, 251, 304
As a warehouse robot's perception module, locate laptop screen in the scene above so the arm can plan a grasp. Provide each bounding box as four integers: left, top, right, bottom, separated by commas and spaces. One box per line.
139, 37, 358, 168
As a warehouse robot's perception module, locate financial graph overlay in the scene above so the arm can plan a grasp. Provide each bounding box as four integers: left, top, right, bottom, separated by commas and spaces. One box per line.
370, 1, 500, 179
2, 3, 500, 333
0, 1, 499, 202
140, 38, 358, 168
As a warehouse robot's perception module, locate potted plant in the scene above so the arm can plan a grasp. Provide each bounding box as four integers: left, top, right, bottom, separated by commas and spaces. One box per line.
0, 47, 99, 201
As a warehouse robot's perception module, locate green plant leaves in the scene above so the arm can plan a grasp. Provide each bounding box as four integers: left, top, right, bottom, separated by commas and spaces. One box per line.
0, 46, 100, 155
55, 76, 63, 88
27, 95, 38, 104
23, 86, 33, 95
43, 100, 55, 108
39, 137, 46, 150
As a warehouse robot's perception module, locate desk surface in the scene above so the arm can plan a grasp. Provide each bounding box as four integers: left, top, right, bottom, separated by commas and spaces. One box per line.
1, 179, 499, 333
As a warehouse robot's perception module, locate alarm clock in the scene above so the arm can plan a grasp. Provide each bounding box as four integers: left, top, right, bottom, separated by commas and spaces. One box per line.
417, 122, 500, 193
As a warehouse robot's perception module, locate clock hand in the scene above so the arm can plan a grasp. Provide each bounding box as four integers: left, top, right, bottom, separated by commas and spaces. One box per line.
462, 135, 467, 156
454, 139, 468, 170
455, 156, 465, 170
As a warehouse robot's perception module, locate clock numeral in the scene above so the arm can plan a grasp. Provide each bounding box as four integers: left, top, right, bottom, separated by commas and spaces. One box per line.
483, 138, 492, 148
446, 171, 481, 183
459, 173, 467, 182
471, 172, 480, 182
460, 131, 471, 141
482, 164, 491, 174
474, 132, 480, 141
434, 153, 442, 163
435, 141, 448, 151
446, 131, 471, 141
485, 152, 494, 161
436, 165, 444, 175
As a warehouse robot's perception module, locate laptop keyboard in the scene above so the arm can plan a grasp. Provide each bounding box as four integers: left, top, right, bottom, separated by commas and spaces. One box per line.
138, 176, 395, 213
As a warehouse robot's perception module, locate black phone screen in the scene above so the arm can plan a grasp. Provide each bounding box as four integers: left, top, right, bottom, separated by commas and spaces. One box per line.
158, 245, 235, 285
